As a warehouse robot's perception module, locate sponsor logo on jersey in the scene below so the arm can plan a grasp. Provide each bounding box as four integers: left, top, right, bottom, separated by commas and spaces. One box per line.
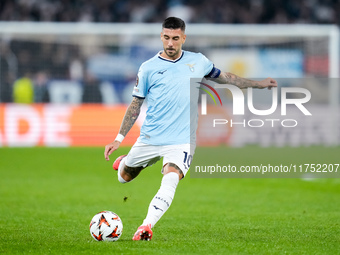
158, 70, 167, 74
135, 75, 139, 86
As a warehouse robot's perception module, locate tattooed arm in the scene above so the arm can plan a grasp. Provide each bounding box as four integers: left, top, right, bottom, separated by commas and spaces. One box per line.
118, 97, 144, 136
104, 97, 144, 160
214, 72, 277, 89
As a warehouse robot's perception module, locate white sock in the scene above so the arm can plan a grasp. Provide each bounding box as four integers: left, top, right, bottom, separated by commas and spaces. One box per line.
142, 172, 179, 228
117, 157, 127, 183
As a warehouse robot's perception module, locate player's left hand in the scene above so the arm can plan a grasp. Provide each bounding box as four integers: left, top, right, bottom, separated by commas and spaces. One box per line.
104, 141, 121, 161
257, 77, 278, 90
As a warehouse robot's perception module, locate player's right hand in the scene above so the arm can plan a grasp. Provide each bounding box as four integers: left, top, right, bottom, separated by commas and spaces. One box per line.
104, 141, 121, 161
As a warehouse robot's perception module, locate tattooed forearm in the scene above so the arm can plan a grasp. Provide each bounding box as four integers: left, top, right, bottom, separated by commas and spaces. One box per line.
215, 72, 262, 89
119, 97, 144, 136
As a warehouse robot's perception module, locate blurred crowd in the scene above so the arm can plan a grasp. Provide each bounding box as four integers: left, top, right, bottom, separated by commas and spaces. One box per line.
0, 39, 116, 104
0, 0, 339, 104
0, 0, 339, 25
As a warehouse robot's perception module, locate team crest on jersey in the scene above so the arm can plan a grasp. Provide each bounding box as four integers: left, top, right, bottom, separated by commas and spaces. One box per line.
186, 63, 195, 72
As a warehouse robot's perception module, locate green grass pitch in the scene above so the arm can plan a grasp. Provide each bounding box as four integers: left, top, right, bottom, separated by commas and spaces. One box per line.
0, 146, 339, 254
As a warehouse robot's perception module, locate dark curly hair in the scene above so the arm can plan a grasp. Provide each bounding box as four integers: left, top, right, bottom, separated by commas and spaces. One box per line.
162, 17, 186, 32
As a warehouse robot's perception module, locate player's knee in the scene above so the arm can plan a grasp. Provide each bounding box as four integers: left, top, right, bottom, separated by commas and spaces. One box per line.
163, 163, 184, 180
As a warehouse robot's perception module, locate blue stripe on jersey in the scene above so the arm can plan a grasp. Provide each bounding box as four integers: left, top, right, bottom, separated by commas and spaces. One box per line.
133, 95, 145, 99
158, 51, 184, 63
206, 65, 221, 78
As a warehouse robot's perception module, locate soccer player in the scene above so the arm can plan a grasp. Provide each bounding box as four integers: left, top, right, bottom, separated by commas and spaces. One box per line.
104, 17, 277, 241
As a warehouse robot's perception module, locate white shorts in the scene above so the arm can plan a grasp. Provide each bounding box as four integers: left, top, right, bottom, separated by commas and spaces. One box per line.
125, 141, 195, 177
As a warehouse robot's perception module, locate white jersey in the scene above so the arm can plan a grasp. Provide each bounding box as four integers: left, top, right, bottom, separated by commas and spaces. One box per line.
132, 50, 220, 145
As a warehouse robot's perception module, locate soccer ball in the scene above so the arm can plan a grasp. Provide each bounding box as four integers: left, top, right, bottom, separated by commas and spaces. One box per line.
89, 211, 123, 242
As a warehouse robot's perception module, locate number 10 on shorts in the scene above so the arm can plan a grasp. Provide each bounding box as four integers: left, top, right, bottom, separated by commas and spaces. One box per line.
183, 151, 192, 169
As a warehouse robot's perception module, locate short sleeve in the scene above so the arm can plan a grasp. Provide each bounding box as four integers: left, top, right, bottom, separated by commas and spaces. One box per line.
200, 53, 221, 78
132, 65, 148, 98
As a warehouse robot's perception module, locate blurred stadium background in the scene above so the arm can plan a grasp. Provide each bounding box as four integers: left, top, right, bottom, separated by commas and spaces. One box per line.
0, 0, 339, 147
1, 1, 340, 254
